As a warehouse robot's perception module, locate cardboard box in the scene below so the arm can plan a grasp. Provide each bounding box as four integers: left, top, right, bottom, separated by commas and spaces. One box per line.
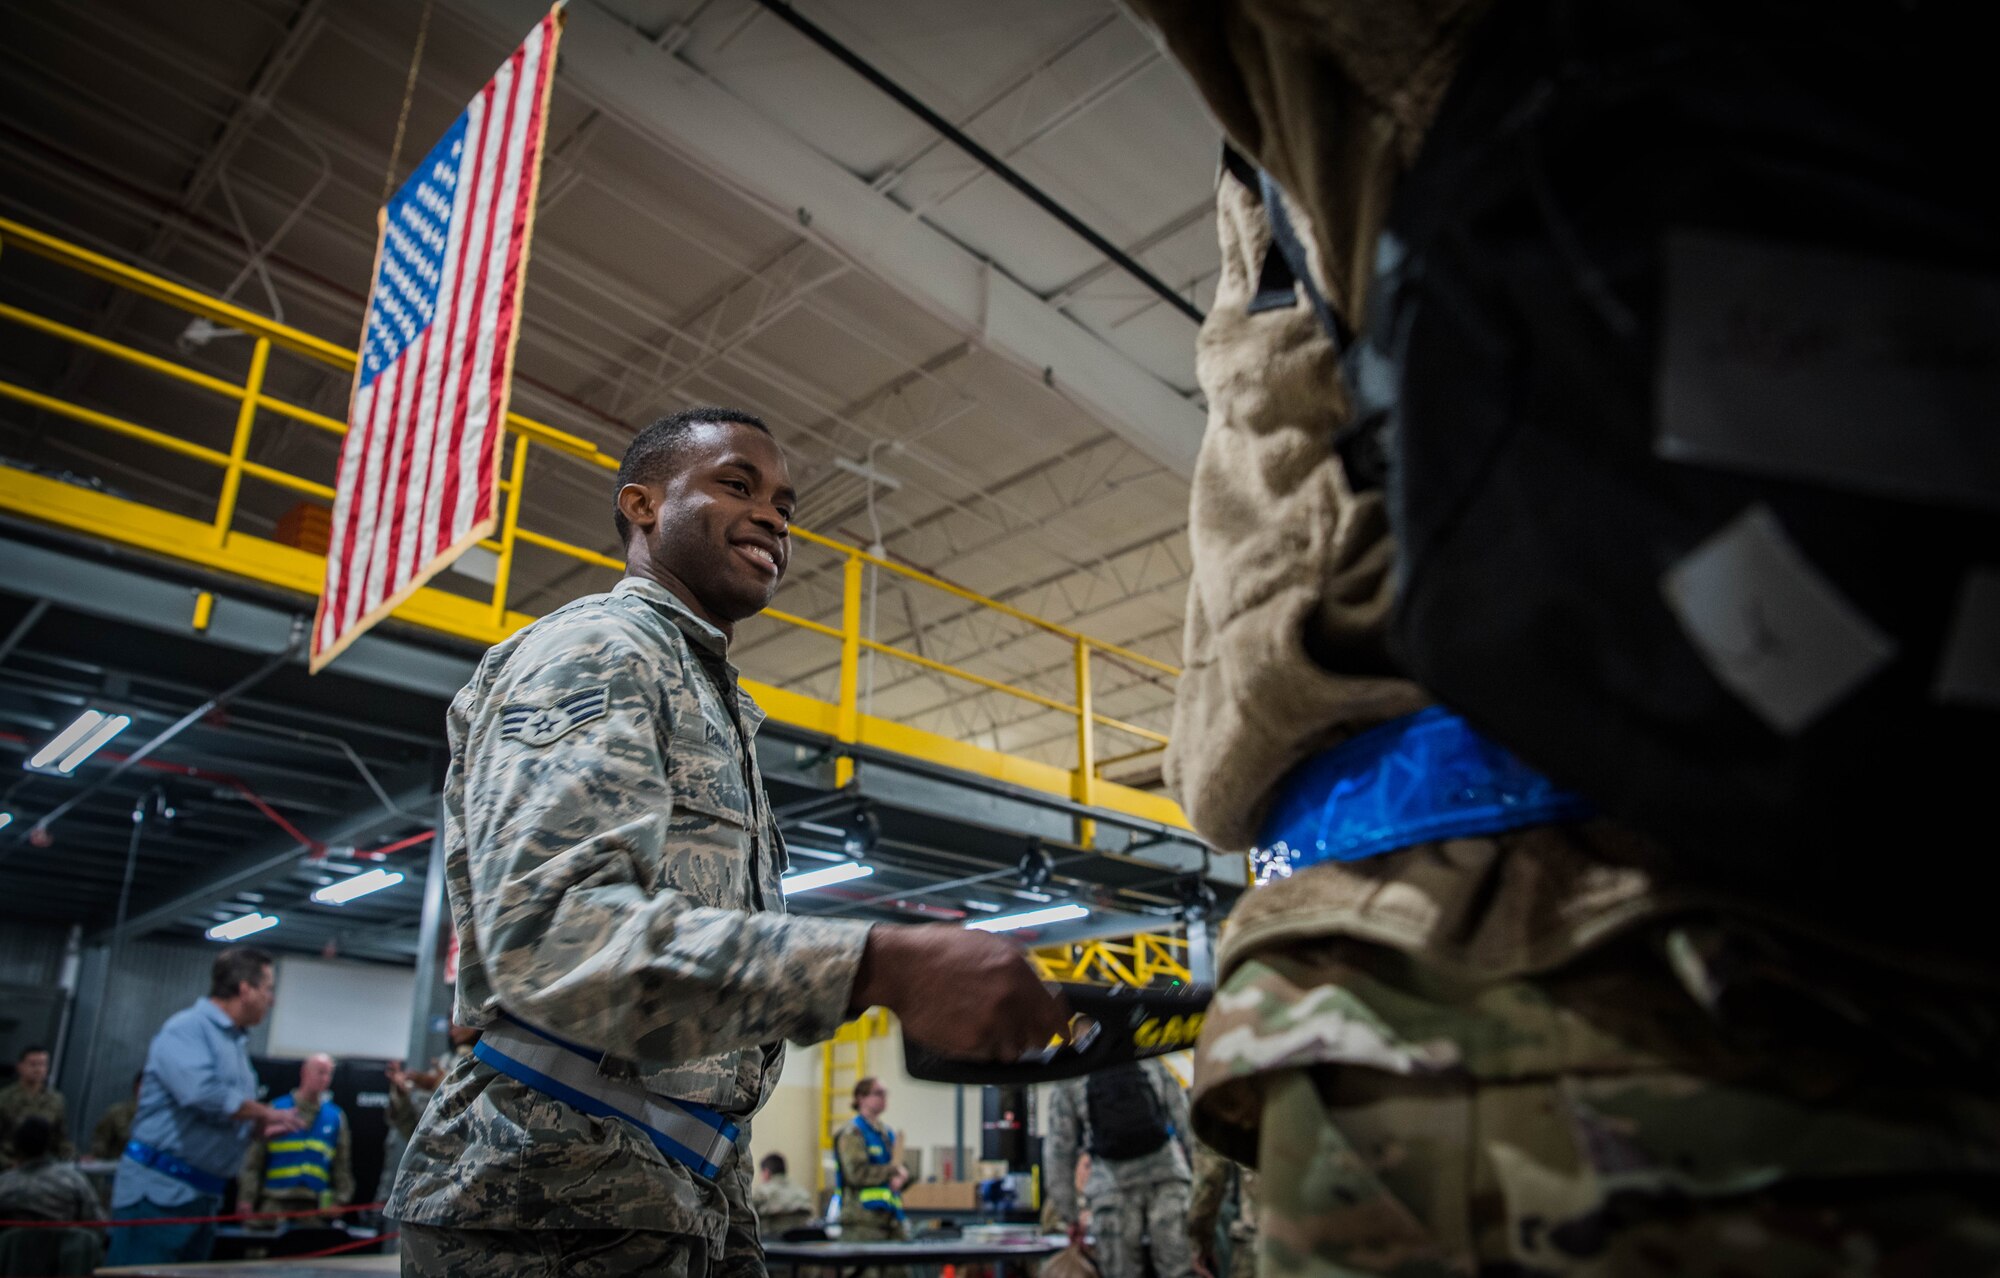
900, 1181, 980, 1211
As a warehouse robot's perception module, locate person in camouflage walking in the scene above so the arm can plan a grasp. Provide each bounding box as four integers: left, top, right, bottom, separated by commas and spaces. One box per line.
1044, 1059, 1194, 1278
1188, 1141, 1256, 1278
386, 406, 1067, 1277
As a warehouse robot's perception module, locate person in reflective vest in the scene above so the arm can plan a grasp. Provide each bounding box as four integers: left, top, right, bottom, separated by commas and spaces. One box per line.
835, 1076, 909, 1276
238, 1053, 353, 1224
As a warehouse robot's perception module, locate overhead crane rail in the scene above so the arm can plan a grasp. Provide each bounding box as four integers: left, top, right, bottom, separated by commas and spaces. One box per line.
0, 215, 1187, 831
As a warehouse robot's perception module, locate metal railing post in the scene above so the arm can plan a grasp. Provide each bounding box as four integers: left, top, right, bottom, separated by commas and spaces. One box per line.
1074, 637, 1097, 846
211, 336, 271, 546
836, 552, 864, 787
490, 435, 531, 627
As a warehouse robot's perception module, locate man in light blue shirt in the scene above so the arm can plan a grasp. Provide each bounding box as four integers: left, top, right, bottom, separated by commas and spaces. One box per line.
104, 946, 306, 1266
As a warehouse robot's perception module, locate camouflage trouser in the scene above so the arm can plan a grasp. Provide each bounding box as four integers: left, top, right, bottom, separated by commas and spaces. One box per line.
400, 1222, 710, 1277
1218, 1224, 1256, 1278
1091, 1182, 1195, 1278
837, 1209, 908, 1278
1208, 928, 2000, 1277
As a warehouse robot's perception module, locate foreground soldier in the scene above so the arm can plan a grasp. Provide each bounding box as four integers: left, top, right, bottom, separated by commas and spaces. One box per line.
1044, 1059, 1194, 1278
387, 407, 1067, 1276
1123, 3, 2000, 1274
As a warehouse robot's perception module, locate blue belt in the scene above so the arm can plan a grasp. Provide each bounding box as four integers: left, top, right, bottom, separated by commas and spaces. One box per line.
123, 1140, 228, 1197
473, 1013, 740, 1179
1252, 707, 1594, 884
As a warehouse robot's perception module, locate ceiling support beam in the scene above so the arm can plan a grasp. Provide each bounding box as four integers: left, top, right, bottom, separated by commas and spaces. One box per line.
89, 769, 436, 946
450, 0, 1207, 478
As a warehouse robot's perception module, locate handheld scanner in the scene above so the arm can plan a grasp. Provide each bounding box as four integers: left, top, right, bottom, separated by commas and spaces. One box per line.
902, 983, 1214, 1085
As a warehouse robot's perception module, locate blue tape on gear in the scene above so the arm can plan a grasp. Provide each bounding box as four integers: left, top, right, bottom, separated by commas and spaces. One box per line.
1252, 707, 1594, 884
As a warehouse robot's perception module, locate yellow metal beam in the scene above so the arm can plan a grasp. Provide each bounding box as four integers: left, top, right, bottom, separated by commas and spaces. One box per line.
0, 212, 1198, 835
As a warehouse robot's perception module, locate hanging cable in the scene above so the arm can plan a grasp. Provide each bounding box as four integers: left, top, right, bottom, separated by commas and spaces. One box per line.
379, 0, 436, 207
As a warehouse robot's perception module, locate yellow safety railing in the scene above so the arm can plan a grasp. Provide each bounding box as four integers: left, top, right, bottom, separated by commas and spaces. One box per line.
0, 215, 1186, 829
1029, 931, 1191, 989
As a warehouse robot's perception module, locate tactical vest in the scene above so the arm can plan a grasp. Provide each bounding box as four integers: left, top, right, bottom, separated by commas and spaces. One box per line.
839, 1116, 904, 1217
263, 1095, 342, 1195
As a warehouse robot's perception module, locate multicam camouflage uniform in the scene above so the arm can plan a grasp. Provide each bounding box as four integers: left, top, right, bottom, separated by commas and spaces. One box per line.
750, 1172, 816, 1237
90, 1099, 136, 1162
1045, 1059, 1195, 1278
386, 577, 873, 1276
1121, 3, 2000, 1273
0, 1083, 71, 1161
1188, 1141, 1257, 1278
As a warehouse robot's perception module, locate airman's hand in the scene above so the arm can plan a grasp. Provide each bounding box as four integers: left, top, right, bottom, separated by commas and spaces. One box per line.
850, 925, 1070, 1060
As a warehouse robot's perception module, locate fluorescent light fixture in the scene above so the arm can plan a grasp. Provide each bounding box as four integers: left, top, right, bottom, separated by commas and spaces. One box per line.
58, 714, 131, 773
967, 903, 1089, 933
207, 913, 279, 942
797, 821, 847, 838
30, 710, 132, 771
781, 862, 875, 896
961, 899, 1002, 913
312, 868, 406, 905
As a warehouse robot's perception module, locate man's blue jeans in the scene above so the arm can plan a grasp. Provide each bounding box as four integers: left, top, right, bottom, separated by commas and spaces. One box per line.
103, 1193, 220, 1266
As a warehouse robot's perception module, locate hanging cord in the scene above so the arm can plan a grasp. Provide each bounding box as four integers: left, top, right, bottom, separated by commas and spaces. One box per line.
380, 0, 437, 208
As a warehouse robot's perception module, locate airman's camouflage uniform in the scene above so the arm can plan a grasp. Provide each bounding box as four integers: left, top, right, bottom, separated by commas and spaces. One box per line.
0, 1083, 70, 1161
0, 1154, 99, 1224
387, 577, 873, 1276
1045, 1060, 1195, 1278
1188, 1142, 1257, 1278
1124, 3, 2000, 1273
750, 1172, 816, 1237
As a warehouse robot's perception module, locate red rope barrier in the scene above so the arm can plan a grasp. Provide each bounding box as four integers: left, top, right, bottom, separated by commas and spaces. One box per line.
282, 1230, 399, 1260
0, 1200, 385, 1229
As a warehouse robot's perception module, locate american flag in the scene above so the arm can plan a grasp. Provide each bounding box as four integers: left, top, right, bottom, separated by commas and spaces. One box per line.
311, 10, 563, 671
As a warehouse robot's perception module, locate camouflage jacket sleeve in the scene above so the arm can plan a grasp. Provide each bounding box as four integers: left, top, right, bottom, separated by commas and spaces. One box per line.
238, 1133, 265, 1207
1158, 1061, 1194, 1160
332, 1113, 354, 1206
833, 1124, 896, 1188
1043, 1082, 1082, 1222
718, 1130, 766, 1278
1187, 1143, 1228, 1248
460, 612, 872, 1059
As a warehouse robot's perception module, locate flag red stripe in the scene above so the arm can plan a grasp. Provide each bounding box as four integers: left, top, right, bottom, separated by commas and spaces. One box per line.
478, 18, 555, 530
417, 82, 496, 576
379, 326, 433, 591
329, 360, 397, 637
436, 43, 527, 560
363, 340, 426, 617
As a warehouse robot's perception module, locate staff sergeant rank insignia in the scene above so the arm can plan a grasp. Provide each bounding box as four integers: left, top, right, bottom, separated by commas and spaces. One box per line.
499, 685, 611, 747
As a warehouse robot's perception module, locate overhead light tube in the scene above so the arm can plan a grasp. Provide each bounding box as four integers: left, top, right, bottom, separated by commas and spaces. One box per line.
781, 862, 875, 896
56, 714, 131, 773
966, 903, 1089, 933
207, 913, 279, 942
29, 710, 114, 770
312, 868, 406, 905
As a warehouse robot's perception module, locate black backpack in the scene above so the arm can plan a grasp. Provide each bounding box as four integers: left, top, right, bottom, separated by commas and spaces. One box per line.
1085, 1063, 1170, 1162
1305, 0, 1997, 915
